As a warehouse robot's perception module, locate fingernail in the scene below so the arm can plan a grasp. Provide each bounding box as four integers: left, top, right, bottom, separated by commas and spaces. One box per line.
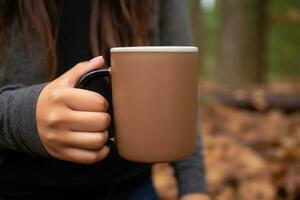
89, 56, 102, 63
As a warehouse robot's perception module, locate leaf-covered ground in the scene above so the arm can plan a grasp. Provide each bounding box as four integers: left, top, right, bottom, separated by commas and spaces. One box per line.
153, 83, 300, 200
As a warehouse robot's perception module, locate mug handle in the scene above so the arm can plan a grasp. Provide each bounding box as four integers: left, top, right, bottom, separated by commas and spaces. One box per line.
76, 68, 110, 88
75, 68, 115, 145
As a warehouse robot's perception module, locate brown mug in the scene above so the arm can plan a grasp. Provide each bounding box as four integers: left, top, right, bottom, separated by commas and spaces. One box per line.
77, 46, 198, 163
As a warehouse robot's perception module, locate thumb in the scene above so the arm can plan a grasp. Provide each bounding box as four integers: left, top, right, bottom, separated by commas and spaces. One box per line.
60, 56, 105, 87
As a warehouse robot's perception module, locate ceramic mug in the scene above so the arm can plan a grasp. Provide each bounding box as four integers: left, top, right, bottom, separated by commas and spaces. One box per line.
77, 46, 198, 163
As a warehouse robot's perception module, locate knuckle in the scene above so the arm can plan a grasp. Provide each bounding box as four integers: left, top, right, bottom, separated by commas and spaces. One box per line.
75, 62, 86, 68
102, 131, 109, 142
102, 113, 111, 127
95, 131, 108, 147
47, 112, 61, 126
44, 132, 57, 144
95, 135, 104, 147
99, 146, 110, 159
84, 153, 99, 164
96, 97, 108, 111
50, 89, 63, 102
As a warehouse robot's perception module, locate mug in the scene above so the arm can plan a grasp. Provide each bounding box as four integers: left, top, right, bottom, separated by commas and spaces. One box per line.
77, 46, 198, 163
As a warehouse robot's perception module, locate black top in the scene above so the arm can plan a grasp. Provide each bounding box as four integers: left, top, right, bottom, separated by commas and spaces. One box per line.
55, 0, 151, 191
0, 0, 207, 197
0, 1, 150, 199
56, 0, 93, 76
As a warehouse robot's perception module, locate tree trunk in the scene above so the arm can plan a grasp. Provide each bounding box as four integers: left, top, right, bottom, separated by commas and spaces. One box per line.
254, 0, 268, 83
190, 0, 203, 74
218, 0, 268, 88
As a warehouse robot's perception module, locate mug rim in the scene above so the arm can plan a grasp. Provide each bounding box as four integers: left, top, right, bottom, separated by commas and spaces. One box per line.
110, 46, 198, 53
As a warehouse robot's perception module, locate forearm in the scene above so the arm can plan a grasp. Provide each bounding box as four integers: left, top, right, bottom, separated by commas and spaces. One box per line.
0, 83, 49, 157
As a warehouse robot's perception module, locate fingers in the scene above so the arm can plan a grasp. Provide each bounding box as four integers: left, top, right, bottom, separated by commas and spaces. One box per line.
50, 146, 110, 164
36, 56, 112, 164
59, 131, 109, 150
46, 87, 109, 113
65, 111, 111, 132
63, 88, 109, 112
60, 56, 105, 87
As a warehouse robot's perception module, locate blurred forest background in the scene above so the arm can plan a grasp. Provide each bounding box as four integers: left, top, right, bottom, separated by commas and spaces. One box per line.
193, 0, 300, 85
152, 0, 300, 200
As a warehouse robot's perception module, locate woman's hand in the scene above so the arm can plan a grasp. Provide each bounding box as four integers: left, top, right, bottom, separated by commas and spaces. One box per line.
36, 56, 111, 164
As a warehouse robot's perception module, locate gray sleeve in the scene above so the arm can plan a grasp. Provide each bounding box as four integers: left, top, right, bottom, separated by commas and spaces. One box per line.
0, 83, 49, 157
159, 0, 208, 196
159, 0, 193, 46
172, 123, 208, 196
